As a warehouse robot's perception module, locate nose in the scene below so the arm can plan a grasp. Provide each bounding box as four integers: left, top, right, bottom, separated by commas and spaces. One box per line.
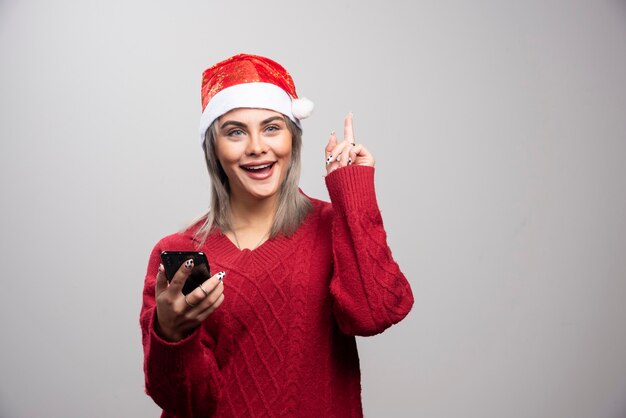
246, 132, 268, 156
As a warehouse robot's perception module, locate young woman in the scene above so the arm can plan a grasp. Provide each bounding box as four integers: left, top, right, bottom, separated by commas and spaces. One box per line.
140, 53, 414, 417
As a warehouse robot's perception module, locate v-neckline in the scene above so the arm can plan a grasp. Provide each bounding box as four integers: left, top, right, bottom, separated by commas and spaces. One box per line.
192, 197, 320, 273
204, 228, 297, 273
221, 230, 271, 254
223, 230, 270, 253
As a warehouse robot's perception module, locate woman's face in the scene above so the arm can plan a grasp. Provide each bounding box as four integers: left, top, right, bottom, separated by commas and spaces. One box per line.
215, 108, 293, 203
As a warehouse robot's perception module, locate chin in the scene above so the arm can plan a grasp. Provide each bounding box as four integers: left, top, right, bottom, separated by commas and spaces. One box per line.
245, 184, 281, 200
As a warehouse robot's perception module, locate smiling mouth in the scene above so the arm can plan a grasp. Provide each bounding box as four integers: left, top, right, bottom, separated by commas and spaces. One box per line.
240, 162, 276, 179
241, 162, 275, 172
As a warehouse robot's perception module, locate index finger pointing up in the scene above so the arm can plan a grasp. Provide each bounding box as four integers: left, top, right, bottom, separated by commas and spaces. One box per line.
343, 112, 354, 142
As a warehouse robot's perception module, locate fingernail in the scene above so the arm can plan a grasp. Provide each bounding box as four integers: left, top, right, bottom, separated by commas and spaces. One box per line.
184, 259, 194, 269
326, 155, 333, 164
217, 271, 225, 281
158, 264, 164, 273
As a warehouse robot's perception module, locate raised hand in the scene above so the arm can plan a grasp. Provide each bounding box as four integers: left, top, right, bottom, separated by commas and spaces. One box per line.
325, 113, 375, 175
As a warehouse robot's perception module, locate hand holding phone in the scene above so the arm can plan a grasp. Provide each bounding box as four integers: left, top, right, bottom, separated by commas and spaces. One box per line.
155, 251, 225, 342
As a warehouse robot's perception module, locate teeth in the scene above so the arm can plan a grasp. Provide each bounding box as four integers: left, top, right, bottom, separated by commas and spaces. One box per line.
244, 163, 272, 171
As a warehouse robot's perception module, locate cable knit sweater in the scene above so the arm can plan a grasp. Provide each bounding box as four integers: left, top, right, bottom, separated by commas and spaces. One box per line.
140, 166, 414, 417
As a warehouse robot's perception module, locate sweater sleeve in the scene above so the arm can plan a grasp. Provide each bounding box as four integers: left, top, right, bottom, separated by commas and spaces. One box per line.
139, 240, 223, 417
325, 165, 414, 336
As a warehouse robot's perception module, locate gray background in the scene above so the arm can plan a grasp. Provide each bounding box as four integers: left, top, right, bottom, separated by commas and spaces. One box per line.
1, 0, 625, 417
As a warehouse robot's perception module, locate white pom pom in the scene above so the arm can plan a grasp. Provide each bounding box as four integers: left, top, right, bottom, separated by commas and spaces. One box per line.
292, 97, 314, 120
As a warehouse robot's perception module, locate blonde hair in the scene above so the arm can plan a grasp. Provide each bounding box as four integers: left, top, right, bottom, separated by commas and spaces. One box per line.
193, 115, 312, 243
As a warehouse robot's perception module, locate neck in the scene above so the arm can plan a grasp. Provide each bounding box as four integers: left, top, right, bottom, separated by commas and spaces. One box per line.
226, 192, 277, 250
229, 192, 278, 232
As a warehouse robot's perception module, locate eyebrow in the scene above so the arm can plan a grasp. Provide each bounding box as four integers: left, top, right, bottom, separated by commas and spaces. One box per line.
220, 115, 285, 130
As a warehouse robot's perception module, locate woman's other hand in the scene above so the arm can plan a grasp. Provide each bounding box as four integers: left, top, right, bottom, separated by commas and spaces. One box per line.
325, 113, 375, 175
154, 260, 225, 342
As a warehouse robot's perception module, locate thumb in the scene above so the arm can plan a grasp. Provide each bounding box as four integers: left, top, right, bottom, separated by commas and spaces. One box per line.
167, 257, 194, 293
325, 132, 337, 162
155, 264, 168, 296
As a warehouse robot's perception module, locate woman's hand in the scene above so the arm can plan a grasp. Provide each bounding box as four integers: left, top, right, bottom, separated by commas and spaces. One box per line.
325, 113, 375, 175
155, 260, 225, 342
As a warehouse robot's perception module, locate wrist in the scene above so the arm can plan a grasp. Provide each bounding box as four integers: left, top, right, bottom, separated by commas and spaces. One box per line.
154, 314, 184, 342
325, 165, 377, 211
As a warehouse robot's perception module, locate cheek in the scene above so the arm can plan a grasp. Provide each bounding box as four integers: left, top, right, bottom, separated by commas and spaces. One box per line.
215, 141, 241, 166
278, 146, 292, 161
276, 135, 293, 159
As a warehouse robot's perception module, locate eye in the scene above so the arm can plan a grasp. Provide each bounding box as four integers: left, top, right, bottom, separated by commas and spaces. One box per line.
265, 124, 280, 133
227, 128, 245, 137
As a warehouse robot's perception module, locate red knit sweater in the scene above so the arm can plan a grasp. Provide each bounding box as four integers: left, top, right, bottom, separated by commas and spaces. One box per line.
140, 166, 414, 417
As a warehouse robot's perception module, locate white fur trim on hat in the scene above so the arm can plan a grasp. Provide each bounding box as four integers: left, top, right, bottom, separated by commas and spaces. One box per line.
292, 97, 314, 120
199, 82, 305, 144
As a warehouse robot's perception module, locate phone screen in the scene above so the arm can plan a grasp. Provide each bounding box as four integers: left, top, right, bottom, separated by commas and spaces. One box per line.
160, 251, 211, 295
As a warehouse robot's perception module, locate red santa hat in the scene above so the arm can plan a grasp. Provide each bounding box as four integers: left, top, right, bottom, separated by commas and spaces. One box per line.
199, 53, 314, 144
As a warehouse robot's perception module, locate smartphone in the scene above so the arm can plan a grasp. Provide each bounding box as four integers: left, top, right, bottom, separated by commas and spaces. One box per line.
160, 251, 211, 295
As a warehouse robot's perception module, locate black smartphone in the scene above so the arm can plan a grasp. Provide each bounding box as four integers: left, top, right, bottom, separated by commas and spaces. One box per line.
160, 251, 211, 295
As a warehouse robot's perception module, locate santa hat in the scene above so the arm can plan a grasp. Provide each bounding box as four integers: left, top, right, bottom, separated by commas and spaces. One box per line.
199, 53, 314, 144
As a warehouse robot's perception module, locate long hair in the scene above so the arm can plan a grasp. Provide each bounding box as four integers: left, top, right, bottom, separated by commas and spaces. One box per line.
193, 115, 312, 244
